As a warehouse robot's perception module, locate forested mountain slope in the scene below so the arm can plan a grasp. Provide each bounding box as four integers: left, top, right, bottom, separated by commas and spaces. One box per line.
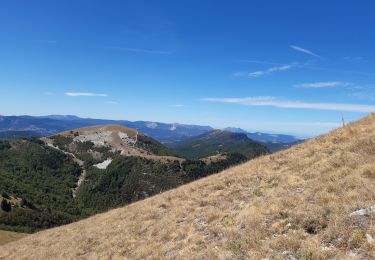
0, 125, 256, 233
170, 130, 269, 159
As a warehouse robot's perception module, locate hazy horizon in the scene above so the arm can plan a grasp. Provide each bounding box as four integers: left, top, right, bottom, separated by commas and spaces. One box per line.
0, 112, 347, 138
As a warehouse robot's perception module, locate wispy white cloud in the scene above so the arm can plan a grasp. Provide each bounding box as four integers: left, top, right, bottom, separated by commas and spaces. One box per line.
107, 101, 119, 104
170, 104, 184, 107
236, 60, 286, 66
203, 96, 375, 113
65, 92, 108, 97
290, 45, 320, 58
295, 81, 353, 88
248, 70, 266, 77
237, 60, 373, 77
110, 46, 171, 55
235, 64, 293, 78
268, 65, 292, 72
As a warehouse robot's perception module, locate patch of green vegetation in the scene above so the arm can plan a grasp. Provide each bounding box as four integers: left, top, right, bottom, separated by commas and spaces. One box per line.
50, 135, 73, 149
0, 139, 82, 232
253, 188, 263, 197
76, 153, 247, 213
137, 135, 176, 156
0, 131, 41, 140
171, 131, 269, 159
0, 139, 251, 233
75, 156, 183, 212
181, 153, 247, 181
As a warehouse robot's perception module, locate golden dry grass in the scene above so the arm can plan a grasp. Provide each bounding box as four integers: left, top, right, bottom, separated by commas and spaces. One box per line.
201, 154, 228, 164
2, 115, 375, 259
0, 230, 27, 246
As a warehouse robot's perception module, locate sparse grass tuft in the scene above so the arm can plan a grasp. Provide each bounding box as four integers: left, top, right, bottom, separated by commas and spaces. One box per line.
362, 164, 375, 179
253, 188, 263, 197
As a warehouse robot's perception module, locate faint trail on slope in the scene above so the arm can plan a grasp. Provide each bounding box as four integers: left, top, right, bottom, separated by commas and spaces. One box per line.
134, 130, 138, 147
42, 138, 86, 198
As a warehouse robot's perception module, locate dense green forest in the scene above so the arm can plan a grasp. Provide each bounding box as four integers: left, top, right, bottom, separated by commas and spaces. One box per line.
0, 131, 41, 140
75, 153, 247, 212
0, 139, 248, 232
0, 139, 82, 232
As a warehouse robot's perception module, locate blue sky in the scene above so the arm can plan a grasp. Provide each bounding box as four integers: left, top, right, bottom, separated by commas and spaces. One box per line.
1, 0, 375, 137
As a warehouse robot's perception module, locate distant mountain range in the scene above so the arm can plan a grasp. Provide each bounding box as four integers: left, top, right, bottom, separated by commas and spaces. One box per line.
0, 115, 213, 144
0, 115, 302, 148
170, 130, 269, 159
222, 127, 300, 143
222, 127, 302, 152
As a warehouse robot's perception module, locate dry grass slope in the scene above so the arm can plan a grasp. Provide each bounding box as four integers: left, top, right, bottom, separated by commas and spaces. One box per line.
2, 115, 375, 259
0, 230, 27, 246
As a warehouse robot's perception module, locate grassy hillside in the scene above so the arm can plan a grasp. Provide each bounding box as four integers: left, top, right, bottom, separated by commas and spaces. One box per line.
170, 130, 269, 159
2, 115, 375, 259
264, 140, 304, 152
0, 230, 27, 246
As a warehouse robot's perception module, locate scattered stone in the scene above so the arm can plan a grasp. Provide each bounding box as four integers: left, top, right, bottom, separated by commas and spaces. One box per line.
232, 202, 244, 211
281, 250, 297, 260
350, 205, 375, 217
347, 251, 358, 257
269, 233, 287, 240
232, 205, 241, 211
194, 218, 207, 227
294, 188, 304, 193
320, 242, 335, 251
346, 250, 368, 258
194, 218, 209, 236
366, 233, 374, 244
165, 250, 176, 258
